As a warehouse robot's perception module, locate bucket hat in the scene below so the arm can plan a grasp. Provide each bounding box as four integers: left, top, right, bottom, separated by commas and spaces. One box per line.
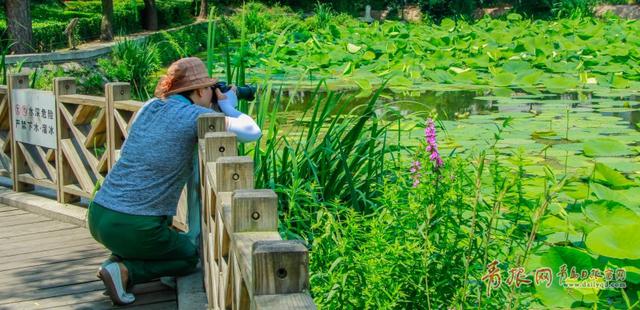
154, 57, 218, 98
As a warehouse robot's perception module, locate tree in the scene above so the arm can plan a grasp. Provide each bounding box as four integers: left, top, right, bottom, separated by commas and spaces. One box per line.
4, 0, 34, 54
100, 0, 114, 41
198, 0, 207, 19
142, 0, 158, 30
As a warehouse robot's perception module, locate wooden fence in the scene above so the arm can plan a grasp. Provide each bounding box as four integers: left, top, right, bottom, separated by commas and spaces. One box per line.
1, 73, 316, 309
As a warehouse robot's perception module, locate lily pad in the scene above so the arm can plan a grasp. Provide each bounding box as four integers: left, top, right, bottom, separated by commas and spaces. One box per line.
586, 224, 640, 259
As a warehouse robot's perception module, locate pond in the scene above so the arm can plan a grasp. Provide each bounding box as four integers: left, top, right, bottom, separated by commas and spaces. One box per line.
261, 83, 640, 192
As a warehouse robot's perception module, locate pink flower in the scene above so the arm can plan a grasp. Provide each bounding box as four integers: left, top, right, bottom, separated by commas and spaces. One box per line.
424, 118, 443, 169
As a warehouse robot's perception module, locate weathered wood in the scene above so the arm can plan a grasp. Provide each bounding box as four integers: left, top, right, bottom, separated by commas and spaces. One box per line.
197, 113, 226, 139
35, 146, 57, 182
232, 190, 278, 234
16, 143, 47, 180
204, 132, 238, 163
60, 139, 94, 193
54, 77, 80, 203
252, 240, 309, 296
8, 73, 33, 192
253, 293, 316, 310
72, 104, 98, 125
57, 94, 106, 107
105, 83, 130, 170
209, 156, 254, 193
16, 174, 56, 190
113, 99, 143, 112
234, 232, 281, 298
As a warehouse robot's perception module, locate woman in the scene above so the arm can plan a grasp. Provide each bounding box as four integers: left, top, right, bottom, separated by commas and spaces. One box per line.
88, 57, 261, 305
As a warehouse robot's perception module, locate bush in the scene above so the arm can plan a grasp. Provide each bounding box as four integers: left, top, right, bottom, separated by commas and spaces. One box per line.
98, 38, 161, 100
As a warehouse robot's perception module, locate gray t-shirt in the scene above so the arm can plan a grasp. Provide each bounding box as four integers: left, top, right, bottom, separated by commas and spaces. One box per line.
93, 95, 212, 216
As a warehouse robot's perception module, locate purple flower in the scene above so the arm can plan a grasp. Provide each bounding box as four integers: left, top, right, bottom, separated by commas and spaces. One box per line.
424, 118, 443, 169
409, 160, 422, 187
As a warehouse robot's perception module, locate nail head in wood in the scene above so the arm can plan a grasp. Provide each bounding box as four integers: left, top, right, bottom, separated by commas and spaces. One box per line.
231, 189, 276, 233
252, 240, 309, 295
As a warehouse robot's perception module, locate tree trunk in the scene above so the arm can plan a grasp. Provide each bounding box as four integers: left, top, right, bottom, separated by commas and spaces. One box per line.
198, 0, 207, 19
4, 0, 33, 54
142, 0, 158, 30
100, 0, 114, 41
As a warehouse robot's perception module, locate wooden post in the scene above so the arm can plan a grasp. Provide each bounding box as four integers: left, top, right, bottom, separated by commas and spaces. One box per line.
8, 73, 33, 192
209, 156, 254, 193
54, 77, 79, 203
231, 189, 278, 310
104, 82, 130, 169
197, 113, 226, 139
232, 190, 277, 233
252, 240, 309, 295
204, 132, 237, 163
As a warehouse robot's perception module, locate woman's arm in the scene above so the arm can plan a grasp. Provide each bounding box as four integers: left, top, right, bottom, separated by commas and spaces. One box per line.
215, 89, 262, 143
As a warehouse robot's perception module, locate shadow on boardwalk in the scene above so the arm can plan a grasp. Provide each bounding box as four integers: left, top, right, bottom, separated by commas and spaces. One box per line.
0, 204, 177, 309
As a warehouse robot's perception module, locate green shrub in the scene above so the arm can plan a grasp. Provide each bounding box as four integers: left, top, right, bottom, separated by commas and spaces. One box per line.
98, 38, 161, 100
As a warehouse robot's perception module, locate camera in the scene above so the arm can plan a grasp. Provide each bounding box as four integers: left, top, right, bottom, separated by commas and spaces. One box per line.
210, 82, 256, 111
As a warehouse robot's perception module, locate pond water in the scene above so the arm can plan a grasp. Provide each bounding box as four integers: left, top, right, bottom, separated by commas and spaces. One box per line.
262, 84, 640, 192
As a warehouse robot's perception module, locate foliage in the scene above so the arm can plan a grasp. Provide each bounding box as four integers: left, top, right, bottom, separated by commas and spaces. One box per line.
98, 38, 160, 100
208, 9, 640, 97
0, 0, 195, 52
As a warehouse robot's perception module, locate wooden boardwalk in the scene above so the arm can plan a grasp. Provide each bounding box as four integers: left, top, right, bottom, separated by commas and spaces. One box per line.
0, 203, 177, 309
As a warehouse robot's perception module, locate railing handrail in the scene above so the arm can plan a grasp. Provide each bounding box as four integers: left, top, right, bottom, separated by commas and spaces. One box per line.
0, 74, 316, 309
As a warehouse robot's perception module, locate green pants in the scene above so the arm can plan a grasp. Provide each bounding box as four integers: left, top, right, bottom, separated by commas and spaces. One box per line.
87, 201, 199, 285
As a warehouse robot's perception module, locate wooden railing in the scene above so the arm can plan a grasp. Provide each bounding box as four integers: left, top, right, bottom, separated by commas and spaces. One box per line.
196, 114, 315, 309
2, 73, 316, 309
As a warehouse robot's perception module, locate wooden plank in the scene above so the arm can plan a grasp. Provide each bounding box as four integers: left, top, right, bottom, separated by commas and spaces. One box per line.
0, 231, 94, 255
0, 247, 106, 272
113, 109, 130, 139
58, 94, 106, 107
0, 214, 52, 228
0, 205, 16, 212
60, 139, 94, 193
0, 280, 107, 305
0, 226, 89, 244
9, 73, 34, 192
72, 105, 98, 125
0, 258, 100, 287
0, 96, 8, 125
233, 232, 281, 298
84, 109, 106, 149
113, 99, 143, 112
254, 293, 316, 310
0, 209, 27, 217
232, 190, 278, 233
17, 173, 57, 190
204, 132, 238, 163
63, 184, 92, 199
17, 143, 47, 180
0, 268, 98, 292
0, 220, 75, 238
252, 241, 310, 296
0, 254, 107, 283
0, 242, 103, 265
59, 103, 87, 144
208, 157, 254, 193
36, 146, 57, 182
54, 78, 80, 204
44, 148, 55, 161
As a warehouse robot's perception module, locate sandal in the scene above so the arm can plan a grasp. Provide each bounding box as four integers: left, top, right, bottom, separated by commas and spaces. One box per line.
98, 262, 136, 305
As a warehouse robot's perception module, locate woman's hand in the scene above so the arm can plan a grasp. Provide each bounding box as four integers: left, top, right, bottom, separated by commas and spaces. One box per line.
214, 86, 238, 108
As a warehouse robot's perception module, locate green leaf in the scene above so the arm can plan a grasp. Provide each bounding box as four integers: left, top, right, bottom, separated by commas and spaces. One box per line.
594, 163, 636, 189
583, 138, 634, 157
346, 43, 361, 53
533, 247, 600, 308
493, 73, 515, 87
584, 200, 640, 226
362, 51, 376, 61
586, 224, 640, 259
543, 76, 579, 93
611, 75, 630, 89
